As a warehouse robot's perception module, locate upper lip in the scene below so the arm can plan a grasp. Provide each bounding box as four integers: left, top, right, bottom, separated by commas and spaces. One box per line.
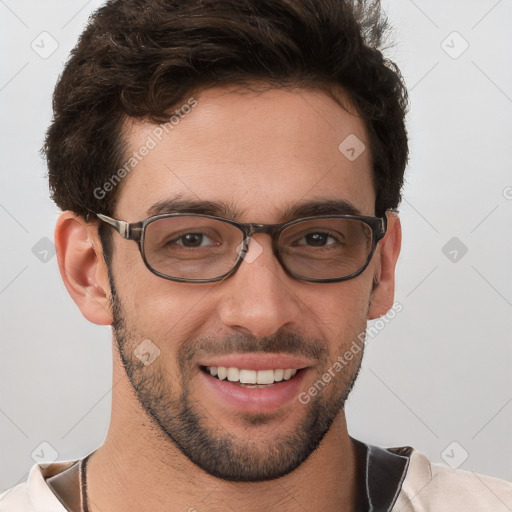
198, 354, 311, 371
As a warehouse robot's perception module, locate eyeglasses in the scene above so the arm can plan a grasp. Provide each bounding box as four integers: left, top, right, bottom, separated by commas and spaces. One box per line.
95, 212, 387, 283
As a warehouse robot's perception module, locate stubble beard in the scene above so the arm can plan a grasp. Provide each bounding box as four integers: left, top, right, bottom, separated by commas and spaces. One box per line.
109, 281, 364, 482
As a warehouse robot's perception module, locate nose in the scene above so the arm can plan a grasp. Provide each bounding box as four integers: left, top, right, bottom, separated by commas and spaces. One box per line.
216, 235, 304, 338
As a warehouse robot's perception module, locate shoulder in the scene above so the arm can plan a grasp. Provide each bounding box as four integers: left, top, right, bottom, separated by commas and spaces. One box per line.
0, 481, 32, 512
393, 448, 512, 511
0, 461, 76, 512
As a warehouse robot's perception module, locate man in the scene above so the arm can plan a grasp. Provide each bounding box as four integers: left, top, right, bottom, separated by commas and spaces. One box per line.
1, 0, 511, 510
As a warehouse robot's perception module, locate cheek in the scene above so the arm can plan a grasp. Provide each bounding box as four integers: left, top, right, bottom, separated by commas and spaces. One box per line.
304, 278, 372, 337
113, 256, 219, 346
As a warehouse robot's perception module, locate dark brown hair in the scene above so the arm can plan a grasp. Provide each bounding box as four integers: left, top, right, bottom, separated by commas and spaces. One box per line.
45, 0, 408, 229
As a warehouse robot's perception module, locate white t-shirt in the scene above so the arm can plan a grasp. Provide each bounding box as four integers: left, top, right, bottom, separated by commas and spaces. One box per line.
1, 447, 511, 511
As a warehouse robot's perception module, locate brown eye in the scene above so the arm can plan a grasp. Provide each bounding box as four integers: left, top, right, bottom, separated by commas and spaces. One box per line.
173, 233, 215, 248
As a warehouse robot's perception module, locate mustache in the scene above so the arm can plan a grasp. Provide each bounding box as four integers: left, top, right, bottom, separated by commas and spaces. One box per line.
180, 330, 327, 365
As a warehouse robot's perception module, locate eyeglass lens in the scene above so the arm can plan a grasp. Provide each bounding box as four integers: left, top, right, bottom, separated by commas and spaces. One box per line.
143, 216, 374, 281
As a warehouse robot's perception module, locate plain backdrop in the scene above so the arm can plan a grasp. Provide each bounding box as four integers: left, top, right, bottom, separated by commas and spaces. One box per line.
1, 0, 511, 492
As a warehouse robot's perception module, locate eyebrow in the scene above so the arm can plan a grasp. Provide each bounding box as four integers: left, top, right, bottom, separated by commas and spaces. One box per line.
282, 198, 363, 219
146, 196, 240, 218
146, 196, 363, 221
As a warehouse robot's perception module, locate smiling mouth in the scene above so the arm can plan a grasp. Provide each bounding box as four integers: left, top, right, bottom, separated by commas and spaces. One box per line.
200, 365, 302, 388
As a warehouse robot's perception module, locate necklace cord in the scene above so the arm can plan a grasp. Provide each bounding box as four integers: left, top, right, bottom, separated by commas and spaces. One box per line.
79, 454, 91, 512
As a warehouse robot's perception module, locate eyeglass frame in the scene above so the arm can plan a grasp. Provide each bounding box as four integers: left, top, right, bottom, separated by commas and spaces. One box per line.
94, 211, 388, 284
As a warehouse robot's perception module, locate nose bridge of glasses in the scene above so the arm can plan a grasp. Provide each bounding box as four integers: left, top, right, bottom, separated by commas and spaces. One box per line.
238, 223, 282, 259
243, 222, 281, 238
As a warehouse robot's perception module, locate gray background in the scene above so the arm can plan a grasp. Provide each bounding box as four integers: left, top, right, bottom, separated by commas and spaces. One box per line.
1, 0, 511, 493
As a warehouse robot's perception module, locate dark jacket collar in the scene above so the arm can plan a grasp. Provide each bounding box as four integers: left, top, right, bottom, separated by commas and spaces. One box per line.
352, 437, 413, 511
47, 439, 413, 511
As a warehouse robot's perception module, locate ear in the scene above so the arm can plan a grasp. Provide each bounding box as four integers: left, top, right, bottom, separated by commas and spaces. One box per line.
54, 211, 113, 326
368, 212, 402, 320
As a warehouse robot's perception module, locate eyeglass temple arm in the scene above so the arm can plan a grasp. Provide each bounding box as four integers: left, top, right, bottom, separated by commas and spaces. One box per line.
377, 209, 397, 241
96, 213, 143, 241
379, 215, 388, 240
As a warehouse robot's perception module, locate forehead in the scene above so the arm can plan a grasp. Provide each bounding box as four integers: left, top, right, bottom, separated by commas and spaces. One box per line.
115, 86, 375, 222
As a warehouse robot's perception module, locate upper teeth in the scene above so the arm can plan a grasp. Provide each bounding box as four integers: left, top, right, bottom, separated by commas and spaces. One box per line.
207, 367, 298, 384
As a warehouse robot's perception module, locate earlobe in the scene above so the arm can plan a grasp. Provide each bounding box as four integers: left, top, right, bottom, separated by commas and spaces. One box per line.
368, 212, 402, 320
54, 211, 113, 326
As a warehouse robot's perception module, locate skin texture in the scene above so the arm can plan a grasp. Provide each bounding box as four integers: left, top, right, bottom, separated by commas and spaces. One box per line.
55, 86, 401, 512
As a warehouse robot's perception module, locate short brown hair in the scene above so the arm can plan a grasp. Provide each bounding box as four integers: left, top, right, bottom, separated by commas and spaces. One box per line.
45, 0, 408, 222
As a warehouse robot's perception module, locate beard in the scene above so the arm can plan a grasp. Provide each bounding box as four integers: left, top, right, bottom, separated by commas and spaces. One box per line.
109, 279, 364, 482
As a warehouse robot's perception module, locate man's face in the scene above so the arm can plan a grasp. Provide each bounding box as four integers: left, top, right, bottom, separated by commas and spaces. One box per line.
108, 86, 379, 481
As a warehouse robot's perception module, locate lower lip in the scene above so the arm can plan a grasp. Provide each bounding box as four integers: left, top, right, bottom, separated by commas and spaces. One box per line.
199, 368, 309, 414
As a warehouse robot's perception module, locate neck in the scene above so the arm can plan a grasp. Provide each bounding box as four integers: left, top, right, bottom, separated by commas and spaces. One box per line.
85, 355, 359, 512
